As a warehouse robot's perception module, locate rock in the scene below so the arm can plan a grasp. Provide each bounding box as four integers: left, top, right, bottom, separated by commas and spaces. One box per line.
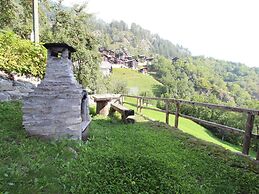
0, 92, 11, 101
0, 78, 14, 91
6, 91, 24, 100
13, 80, 36, 89
14, 86, 34, 94
0, 73, 37, 100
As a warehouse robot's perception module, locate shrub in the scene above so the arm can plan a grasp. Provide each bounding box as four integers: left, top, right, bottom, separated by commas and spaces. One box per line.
110, 80, 128, 94
0, 31, 46, 78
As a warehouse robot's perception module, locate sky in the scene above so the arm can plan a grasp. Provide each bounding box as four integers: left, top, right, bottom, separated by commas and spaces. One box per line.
60, 0, 259, 67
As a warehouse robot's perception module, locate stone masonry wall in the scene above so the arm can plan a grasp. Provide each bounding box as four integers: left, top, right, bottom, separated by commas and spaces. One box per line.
0, 71, 40, 101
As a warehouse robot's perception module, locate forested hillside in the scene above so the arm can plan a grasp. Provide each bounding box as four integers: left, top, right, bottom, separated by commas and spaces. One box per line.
91, 18, 191, 58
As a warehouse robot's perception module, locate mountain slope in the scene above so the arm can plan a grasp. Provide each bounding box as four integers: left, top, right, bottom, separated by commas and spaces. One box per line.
92, 19, 191, 58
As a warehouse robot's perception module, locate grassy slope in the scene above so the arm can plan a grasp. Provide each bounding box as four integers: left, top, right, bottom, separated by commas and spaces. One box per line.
0, 101, 258, 193
110, 69, 254, 156
110, 68, 162, 95
124, 98, 245, 153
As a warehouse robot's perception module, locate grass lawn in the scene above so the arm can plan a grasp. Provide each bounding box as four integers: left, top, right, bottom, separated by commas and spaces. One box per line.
0, 101, 258, 193
110, 68, 162, 95
124, 97, 256, 157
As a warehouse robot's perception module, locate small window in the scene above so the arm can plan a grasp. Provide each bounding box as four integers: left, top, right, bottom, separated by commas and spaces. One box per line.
51, 51, 62, 58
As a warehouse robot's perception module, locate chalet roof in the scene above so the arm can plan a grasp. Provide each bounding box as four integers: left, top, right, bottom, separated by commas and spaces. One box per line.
146, 57, 154, 61
172, 57, 179, 61
100, 61, 112, 69
44, 43, 76, 52
103, 54, 113, 58
139, 66, 148, 70
99, 47, 107, 52
126, 59, 134, 62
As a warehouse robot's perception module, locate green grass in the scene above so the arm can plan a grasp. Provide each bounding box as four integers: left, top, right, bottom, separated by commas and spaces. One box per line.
0, 101, 258, 193
124, 97, 256, 157
110, 68, 162, 95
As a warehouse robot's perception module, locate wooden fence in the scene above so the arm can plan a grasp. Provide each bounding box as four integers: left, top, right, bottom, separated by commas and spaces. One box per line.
121, 94, 259, 160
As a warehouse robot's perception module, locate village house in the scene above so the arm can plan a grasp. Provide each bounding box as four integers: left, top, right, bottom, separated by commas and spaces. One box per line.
138, 66, 148, 74
98, 47, 154, 74
100, 57, 112, 76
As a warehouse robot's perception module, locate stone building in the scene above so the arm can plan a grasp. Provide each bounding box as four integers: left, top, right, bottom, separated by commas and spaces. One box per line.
100, 59, 112, 76
23, 43, 90, 140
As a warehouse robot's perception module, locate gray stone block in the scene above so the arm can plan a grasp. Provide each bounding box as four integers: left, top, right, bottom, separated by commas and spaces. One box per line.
0, 92, 11, 101
6, 91, 23, 100
14, 86, 34, 93
0, 78, 14, 91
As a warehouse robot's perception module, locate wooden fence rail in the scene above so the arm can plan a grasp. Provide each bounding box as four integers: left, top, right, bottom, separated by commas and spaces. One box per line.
121, 94, 259, 160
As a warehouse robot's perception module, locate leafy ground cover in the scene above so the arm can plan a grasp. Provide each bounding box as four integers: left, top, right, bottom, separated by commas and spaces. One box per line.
0, 101, 258, 193
0, 31, 46, 78
110, 68, 162, 95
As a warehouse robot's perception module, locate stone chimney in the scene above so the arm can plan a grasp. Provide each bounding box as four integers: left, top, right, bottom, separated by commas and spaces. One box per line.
23, 43, 85, 140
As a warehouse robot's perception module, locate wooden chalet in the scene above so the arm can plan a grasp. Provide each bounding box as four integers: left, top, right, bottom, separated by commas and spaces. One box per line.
172, 57, 179, 63
138, 65, 148, 74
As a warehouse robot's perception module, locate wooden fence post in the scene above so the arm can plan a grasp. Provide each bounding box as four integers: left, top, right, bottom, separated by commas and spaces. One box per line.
140, 98, 143, 113
121, 95, 124, 105
137, 97, 139, 112
175, 101, 180, 128
242, 113, 255, 155
256, 137, 259, 161
165, 100, 169, 125
256, 126, 259, 161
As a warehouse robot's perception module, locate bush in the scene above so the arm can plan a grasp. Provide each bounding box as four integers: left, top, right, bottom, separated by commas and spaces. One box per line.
110, 80, 128, 94
0, 31, 46, 78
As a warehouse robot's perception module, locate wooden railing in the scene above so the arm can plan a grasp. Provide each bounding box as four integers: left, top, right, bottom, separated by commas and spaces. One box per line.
121, 94, 259, 160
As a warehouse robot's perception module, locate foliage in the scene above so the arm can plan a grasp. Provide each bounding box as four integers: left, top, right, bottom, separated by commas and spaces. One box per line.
0, 0, 101, 91
0, 101, 258, 193
110, 80, 128, 94
39, 0, 101, 91
0, 31, 46, 78
0, 0, 33, 38
92, 19, 191, 58
150, 55, 259, 146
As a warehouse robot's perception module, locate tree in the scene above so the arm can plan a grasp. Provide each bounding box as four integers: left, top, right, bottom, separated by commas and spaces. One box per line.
0, 0, 33, 39
0, 0, 17, 30
41, 1, 101, 91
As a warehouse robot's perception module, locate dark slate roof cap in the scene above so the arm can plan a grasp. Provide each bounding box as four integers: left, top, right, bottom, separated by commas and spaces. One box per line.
44, 43, 76, 52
